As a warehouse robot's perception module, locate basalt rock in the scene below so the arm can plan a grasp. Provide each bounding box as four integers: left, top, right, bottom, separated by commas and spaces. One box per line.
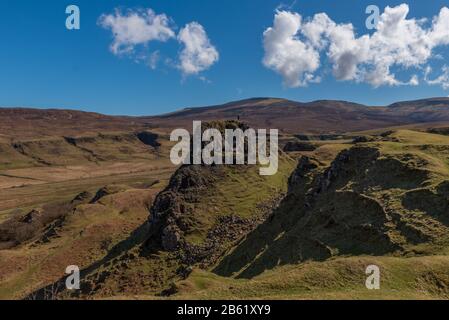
148, 165, 223, 252
215, 144, 443, 278
21, 209, 44, 224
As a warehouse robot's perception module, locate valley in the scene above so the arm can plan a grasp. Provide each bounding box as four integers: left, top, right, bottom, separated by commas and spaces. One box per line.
1, 97, 449, 299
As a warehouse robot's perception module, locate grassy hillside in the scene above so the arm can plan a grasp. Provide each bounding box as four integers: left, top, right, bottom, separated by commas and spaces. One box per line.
3, 102, 449, 300
0, 130, 176, 299
6, 120, 295, 299
214, 130, 449, 278
173, 255, 449, 300
50, 153, 297, 299
4, 97, 449, 137
0, 182, 164, 299
58, 128, 449, 300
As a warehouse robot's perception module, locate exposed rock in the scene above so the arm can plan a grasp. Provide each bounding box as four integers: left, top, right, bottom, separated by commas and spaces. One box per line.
148, 163, 226, 252
318, 146, 380, 193
21, 209, 43, 224
90, 185, 127, 204
427, 127, 449, 136
71, 191, 92, 205
283, 141, 317, 152
215, 144, 445, 278
352, 136, 370, 143
161, 225, 183, 251
288, 156, 318, 192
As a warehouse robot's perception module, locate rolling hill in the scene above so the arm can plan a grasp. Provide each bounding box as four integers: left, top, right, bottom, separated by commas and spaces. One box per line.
142, 97, 449, 134
4, 97, 449, 140
3, 98, 449, 299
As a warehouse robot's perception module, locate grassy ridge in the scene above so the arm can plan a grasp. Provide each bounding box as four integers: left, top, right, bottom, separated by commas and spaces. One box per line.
174, 255, 449, 300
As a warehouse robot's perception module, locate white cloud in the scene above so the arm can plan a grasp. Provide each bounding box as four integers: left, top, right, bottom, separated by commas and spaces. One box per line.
177, 22, 219, 75
262, 11, 321, 87
148, 51, 160, 70
264, 5, 449, 89
409, 74, 419, 86
99, 9, 219, 77
425, 65, 449, 89
429, 7, 449, 46
98, 8, 175, 55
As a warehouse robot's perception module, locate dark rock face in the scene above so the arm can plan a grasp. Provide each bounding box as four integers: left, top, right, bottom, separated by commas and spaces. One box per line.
90, 185, 126, 204
180, 203, 280, 268
148, 120, 254, 254
20, 209, 43, 224
166, 165, 218, 193
148, 162, 282, 267
136, 132, 161, 148
161, 225, 183, 251
71, 191, 92, 205
283, 141, 317, 152
288, 156, 318, 192
318, 147, 380, 193
352, 136, 370, 143
148, 165, 222, 252
215, 145, 441, 278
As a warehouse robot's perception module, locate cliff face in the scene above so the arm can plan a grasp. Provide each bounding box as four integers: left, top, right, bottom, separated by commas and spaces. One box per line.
148, 164, 224, 252
215, 135, 449, 278
147, 120, 295, 266
147, 161, 294, 268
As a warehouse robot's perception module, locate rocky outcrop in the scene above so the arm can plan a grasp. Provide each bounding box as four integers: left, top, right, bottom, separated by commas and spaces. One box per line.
148, 162, 283, 267
20, 209, 44, 224
317, 146, 380, 192
283, 141, 316, 152
148, 165, 223, 252
90, 185, 127, 204
427, 127, 449, 136
180, 196, 282, 268
287, 156, 318, 192
148, 120, 257, 255
215, 145, 446, 278
71, 191, 93, 205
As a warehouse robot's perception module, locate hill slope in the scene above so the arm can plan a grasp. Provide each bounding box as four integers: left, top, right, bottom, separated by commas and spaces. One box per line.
4, 97, 449, 138
3, 99, 449, 299
143, 97, 449, 134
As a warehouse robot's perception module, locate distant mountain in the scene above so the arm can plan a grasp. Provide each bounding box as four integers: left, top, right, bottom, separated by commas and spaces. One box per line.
388, 97, 449, 109
143, 97, 449, 134
0, 108, 144, 140
3, 97, 449, 138
387, 97, 449, 123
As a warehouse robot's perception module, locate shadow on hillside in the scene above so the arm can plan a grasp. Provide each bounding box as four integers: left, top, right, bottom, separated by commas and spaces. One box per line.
402, 182, 449, 226
213, 167, 403, 279
25, 221, 152, 300
212, 192, 306, 279
213, 191, 399, 279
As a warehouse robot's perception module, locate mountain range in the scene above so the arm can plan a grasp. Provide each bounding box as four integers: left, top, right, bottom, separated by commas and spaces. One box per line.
3, 97, 449, 139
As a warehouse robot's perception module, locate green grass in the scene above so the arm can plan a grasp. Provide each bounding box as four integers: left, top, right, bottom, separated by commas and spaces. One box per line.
184, 153, 297, 245
173, 255, 449, 300
4, 128, 449, 300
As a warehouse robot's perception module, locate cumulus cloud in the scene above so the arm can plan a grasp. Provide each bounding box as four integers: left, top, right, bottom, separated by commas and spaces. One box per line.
98, 8, 175, 55
177, 22, 219, 75
263, 11, 321, 87
263, 5, 449, 89
99, 9, 218, 77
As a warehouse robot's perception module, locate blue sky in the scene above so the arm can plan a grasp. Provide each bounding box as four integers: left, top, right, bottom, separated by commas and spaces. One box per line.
1, 0, 449, 115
